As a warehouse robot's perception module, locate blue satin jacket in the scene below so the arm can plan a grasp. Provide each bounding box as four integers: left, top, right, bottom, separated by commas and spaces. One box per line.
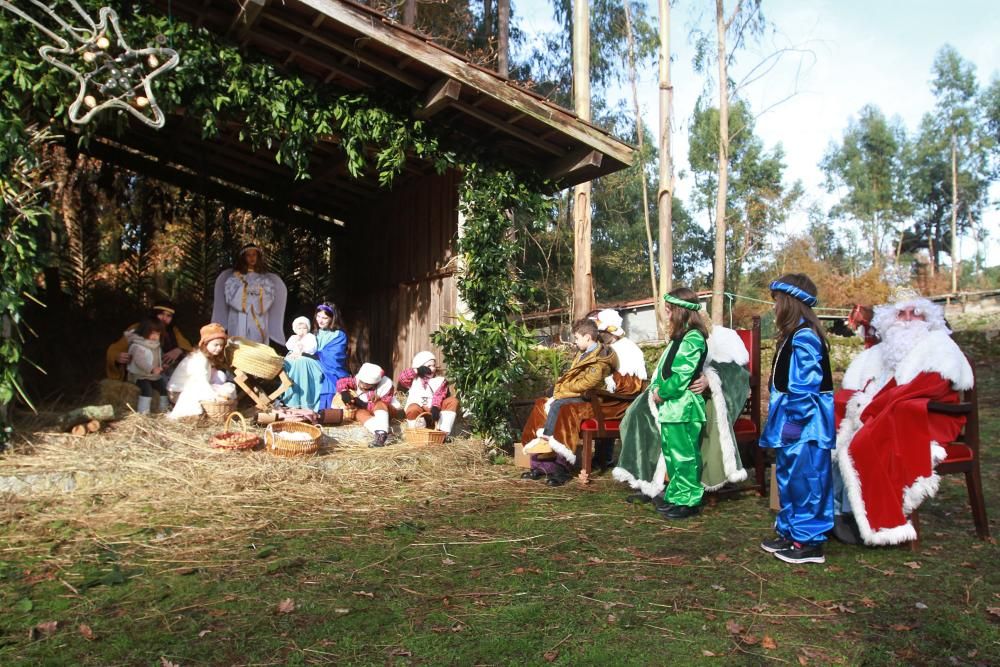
761, 325, 835, 450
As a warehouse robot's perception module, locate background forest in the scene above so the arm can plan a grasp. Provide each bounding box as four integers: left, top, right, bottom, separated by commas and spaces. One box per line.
5, 0, 1000, 399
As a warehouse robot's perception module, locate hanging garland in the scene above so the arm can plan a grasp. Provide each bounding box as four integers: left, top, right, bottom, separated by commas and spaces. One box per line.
0, 0, 552, 446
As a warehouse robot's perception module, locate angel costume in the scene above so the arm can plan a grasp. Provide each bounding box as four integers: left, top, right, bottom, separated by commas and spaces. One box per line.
212, 265, 287, 345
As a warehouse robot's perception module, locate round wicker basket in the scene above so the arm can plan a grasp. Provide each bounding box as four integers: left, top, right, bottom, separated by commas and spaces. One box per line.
230, 337, 284, 379
200, 397, 238, 421
403, 414, 446, 445
265, 421, 321, 457
210, 412, 262, 451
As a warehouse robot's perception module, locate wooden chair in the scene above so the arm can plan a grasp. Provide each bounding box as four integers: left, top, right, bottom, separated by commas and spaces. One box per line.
577, 388, 642, 483
910, 364, 989, 549
728, 316, 766, 496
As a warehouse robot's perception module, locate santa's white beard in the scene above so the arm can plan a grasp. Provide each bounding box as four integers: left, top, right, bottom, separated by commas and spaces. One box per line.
880, 320, 932, 370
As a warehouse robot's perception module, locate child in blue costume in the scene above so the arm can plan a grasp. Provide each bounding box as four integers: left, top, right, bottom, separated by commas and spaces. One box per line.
653, 288, 709, 519
759, 274, 835, 564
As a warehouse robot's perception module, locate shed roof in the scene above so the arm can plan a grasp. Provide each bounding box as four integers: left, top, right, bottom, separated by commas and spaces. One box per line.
86, 0, 635, 231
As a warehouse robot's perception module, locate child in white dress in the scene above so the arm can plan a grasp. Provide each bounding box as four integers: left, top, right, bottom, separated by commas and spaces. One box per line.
285, 316, 317, 359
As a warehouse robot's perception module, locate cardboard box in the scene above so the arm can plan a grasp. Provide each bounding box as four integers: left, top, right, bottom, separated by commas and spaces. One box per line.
513, 442, 530, 469
769, 465, 780, 511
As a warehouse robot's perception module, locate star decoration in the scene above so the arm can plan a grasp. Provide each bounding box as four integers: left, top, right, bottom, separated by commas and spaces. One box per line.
1, 1, 179, 129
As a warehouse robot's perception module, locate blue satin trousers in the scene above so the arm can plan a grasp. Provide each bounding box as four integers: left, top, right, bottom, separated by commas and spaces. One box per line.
775, 440, 833, 544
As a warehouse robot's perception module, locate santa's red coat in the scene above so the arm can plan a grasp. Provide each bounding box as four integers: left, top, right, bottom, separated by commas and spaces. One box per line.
837, 371, 966, 544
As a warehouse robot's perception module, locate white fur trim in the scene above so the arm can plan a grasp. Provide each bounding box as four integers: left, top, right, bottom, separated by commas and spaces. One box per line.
612, 454, 667, 498
902, 472, 941, 515
706, 326, 750, 367
931, 442, 947, 465
611, 337, 648, 380
842, 346, 885, 391
700, 365, 747, 491
548, 435, 576, 465
893, 330, 973, 390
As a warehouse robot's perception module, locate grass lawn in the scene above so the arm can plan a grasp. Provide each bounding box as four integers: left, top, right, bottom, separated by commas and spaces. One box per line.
1, 362, 998, 666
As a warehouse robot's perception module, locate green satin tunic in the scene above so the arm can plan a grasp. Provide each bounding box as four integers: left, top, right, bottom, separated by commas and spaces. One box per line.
654, 328, 708, 424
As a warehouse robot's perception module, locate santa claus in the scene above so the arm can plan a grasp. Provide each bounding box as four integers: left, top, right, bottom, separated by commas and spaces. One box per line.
833, 290, 973, 546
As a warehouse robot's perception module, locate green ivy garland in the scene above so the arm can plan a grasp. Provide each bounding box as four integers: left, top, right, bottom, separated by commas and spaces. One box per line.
0, 0, 550, 446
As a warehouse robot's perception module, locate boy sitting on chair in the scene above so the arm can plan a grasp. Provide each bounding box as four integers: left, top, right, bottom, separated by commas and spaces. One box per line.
521, 319, 617, 487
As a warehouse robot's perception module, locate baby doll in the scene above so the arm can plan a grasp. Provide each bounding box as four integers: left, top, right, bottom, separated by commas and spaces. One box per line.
285, 316, 318, 359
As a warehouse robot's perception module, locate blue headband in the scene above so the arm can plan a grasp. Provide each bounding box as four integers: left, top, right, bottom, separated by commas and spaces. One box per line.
315, 304, 334, 315
769, 281, 818, 307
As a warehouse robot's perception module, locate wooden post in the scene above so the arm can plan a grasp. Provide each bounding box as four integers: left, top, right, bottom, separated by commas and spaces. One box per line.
497, 0, 510, 77
571, 0, 594, 322
656, 0, 673, 337
951, 132, 959, 293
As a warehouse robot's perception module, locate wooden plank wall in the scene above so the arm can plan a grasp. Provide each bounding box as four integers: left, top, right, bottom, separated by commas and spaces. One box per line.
341, 169, 460, 377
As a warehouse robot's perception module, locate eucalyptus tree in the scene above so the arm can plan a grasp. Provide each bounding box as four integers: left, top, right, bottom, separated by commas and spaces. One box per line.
688, 98, 800, 299
820, 104, 910, 270
689, 0, 766, 323
928, 45, 994, 288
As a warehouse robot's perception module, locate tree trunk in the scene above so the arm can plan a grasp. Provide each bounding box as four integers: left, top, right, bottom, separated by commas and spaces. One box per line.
483, 0, 493, 47
623, 0, 657, 317
710, 0, 732, 325
403, 0, 416, 27
950, 132, 958, 293
497, 0, 510, 77
571, 0, 593, 321
656, 0, 673, 338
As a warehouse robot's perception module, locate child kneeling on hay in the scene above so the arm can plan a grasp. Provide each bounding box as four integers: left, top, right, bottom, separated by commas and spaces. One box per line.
521, 318, 617, 487
397, 351, 460, 436
335, 363, 402, 448
167, 323, 237, 419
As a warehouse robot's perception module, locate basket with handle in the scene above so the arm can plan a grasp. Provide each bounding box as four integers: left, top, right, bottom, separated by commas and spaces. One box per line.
403, 412, 447, 445
200, 397, 238, 421
265, 421, 321, 457
210, 412, 262, 451
230, 337, 284, 380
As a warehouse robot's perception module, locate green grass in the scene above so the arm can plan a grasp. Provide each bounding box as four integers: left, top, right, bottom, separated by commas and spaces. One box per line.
1, 364, 998, 666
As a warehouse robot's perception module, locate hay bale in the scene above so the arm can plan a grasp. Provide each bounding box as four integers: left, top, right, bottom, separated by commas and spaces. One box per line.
97, 379, 139, 411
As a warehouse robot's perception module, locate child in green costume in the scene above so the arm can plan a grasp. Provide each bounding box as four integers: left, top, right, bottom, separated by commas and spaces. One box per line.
653, 287, 709, 519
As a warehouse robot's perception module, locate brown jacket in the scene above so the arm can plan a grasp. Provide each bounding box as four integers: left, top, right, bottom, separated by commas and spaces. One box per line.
552, 344, 618, 399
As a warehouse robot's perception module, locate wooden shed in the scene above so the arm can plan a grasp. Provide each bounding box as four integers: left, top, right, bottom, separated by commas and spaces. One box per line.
80, 0, 634, 373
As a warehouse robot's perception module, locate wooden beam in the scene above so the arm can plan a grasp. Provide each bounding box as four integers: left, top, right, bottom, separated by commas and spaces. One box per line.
262, 13, 425, 89
451, 100, 563, 156
543, 149, 602, 182
414, 78, 460, 120
245, 31, 374, 88
228, 0, 266, 37
294, 0, 634, 168
79, 138, 347, 235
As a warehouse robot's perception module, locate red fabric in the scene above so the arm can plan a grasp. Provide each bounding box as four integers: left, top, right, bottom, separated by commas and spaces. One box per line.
580, 418, 621, 431
834, 388, 854, 429
846, 372, 965, 536
941, 444, 973, 463
733, 418, 757, 436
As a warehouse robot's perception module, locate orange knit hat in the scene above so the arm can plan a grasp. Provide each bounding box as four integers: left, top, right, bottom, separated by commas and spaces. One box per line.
199, 323, 228, 346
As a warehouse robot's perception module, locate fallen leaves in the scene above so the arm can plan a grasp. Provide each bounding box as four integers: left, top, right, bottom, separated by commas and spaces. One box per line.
78, 623, 96, 641
543, 650, 559, 662
28, 620, 58, 641
276, 598, 295, 614
725, 618, 744, 635
902, 561, 921, 570
889, 623, 915, 632
987, 607, 1000, 618
762, 635, 777, 650
352, 590, 375, 598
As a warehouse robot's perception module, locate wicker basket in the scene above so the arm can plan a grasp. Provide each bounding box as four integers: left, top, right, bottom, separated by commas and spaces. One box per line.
200, 397, 238, 421
265, 421, 321, 457
210, 412, 262, 451
403, 414, 447, 446
230, 337, 285, 379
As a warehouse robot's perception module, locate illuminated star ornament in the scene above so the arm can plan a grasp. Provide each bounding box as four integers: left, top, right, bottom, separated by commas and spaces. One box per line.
0, 0, 179, 129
